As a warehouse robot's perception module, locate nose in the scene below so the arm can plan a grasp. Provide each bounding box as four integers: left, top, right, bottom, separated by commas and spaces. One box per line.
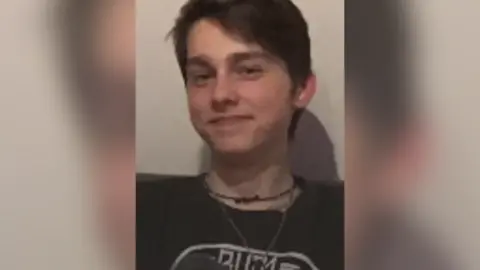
211, 74, 238, 110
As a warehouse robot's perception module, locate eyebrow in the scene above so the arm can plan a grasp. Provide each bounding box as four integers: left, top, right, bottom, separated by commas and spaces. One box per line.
185, 51, 275, 70
228, 51, 273, 64
185, 56, 213, 69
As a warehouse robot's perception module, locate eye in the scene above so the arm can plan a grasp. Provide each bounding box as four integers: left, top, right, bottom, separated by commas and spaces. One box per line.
188, 72, 213, 87
236, 65, 264, 80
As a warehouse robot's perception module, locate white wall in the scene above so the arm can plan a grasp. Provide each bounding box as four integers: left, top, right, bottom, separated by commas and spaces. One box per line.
136, 0, 345, 176
0, 1, 109, 270
410, 1, 480, 269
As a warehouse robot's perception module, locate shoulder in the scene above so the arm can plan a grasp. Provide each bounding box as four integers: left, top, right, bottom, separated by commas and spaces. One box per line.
137, 173, 200, 190
302, 178, 344, 202
299, 178, 344, 219
137, 173, 205, 234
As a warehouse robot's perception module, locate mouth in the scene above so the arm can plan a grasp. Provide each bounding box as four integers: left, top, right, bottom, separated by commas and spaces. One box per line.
208, 115, 253, 127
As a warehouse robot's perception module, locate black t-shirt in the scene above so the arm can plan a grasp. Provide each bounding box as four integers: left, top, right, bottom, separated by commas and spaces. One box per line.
137, 174, 344, 270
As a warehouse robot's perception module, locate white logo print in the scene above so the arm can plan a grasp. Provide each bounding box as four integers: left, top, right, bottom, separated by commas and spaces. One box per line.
171, 243, 319, 270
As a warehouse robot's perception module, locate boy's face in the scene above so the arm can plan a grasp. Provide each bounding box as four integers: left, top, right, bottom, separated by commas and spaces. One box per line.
185, 19, 314, 155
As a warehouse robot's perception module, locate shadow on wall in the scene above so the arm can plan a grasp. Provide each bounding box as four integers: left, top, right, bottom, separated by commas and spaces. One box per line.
197, 109, 339, 181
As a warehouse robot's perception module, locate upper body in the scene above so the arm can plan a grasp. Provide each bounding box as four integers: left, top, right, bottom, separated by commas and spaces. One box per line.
137, 174, 344, 270
137, 0, 344, 269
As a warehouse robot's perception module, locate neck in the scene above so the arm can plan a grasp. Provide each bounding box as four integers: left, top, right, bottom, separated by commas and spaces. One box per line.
207, 143, 293, 200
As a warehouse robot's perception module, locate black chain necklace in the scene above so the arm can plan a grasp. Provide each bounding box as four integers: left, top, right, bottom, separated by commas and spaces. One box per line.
205, 179, 296, 269
204, 180, 296, 204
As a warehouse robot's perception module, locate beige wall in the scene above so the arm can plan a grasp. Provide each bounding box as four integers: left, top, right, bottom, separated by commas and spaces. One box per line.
0, 1, 109, 269
136, 0, 345, 177
410, 1, 480, 269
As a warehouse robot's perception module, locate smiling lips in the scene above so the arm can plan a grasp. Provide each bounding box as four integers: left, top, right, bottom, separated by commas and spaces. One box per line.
208, 115, 252, 127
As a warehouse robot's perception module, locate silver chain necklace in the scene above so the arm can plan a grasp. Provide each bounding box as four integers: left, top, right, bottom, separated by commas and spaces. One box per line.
207, 181, 296, 269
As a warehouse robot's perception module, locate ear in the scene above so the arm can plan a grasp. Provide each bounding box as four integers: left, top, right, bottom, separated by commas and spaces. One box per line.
293, 74, 317, 109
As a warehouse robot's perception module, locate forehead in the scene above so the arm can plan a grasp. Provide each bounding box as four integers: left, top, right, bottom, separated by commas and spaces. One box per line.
186, 19, 263, 61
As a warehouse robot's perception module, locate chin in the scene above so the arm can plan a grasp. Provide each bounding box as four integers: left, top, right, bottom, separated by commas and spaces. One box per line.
210, 136, 258, 155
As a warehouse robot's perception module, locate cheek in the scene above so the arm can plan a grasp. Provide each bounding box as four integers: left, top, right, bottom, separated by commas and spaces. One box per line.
187, 90, 210, 123
241, 78, 292, 125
